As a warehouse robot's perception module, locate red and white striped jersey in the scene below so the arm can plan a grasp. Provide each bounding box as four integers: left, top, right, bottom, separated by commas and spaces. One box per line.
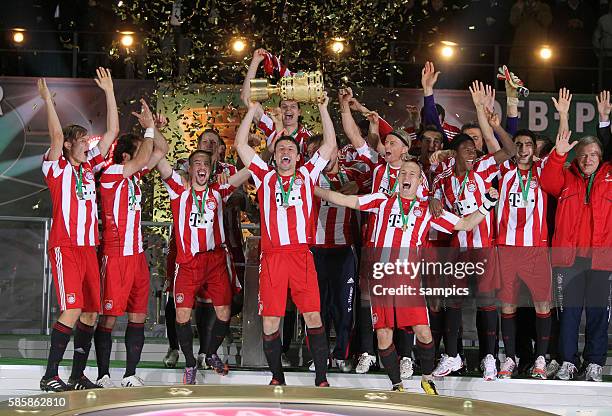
163, 171, 235, 264
443, 122, 461, 141
358, 193, 459, 248
313, 164, 370, 247
249, 151, 328, 250
99, 164, 149, 256
496, 158, 549, 247
42, 147, 105, 248
258, 113, 312, 155
432, 154, 499, 248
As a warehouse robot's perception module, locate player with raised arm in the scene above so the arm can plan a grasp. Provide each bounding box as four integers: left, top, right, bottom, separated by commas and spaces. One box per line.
240, 49, 312, 155
431, 114, 516, 381
38, 68, 119, 392
234, 92, 336, 387
155, 148, 251, 384
315, 159, 499, 393
94, 100, 169, 388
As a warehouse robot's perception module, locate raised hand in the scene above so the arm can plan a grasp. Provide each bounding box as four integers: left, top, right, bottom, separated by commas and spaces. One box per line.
469, 80, 487, 107
421, 61, 440, 95
552, 88, 572, 114
154, 113, 168, 129
269, 106, 283, 130
338, 87, 353, 112
486, 187, 499, 201
484, 107, 501, 128
596, 90, 612, 122
94, 67, 113, 93
366, 111, 380, 126
251, 48, 267, 64
38, 78, 51, 101
317, 91, 329, 108
484, 84, 496, 112
131, 99, 155, 129
554, 130, 576, 155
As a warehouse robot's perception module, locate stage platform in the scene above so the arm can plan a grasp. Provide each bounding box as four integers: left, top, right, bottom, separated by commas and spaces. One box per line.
0, 361, 611, 416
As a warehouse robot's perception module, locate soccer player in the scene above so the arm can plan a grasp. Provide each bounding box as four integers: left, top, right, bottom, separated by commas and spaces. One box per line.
315, 159, 499, 393
194, 129, 244, 369
431, 110, 516, 381
38, 68, 119, 391
156, 150, 250, 384
339, 88, 417, 378
241, 49, 313, 155
495, 128, 553, 380
234, 93, 336, 387
94, 101, 169, 388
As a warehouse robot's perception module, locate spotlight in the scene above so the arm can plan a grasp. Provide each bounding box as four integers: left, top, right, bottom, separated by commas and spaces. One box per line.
539, 45, 552, 60
11, 29, 25, 45
232, 38, 246, 53
440, 40, 457, 59
330, 37, 346, 54
119, 31, 135, 48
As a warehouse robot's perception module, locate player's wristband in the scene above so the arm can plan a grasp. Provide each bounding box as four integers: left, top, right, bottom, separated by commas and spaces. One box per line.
480, 193, 498, 214
506, 97, 519, 107
144, 127, 155, 138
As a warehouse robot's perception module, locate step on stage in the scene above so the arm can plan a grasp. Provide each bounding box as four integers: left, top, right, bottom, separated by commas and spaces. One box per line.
0, 384, 555, 416
2, 364, 612, 416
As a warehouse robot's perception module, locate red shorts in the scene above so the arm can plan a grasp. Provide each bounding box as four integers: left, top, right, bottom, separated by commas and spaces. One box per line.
452, 247, 500, 294
258, 245, 320, 317
195, 246, 241, 301
497, 246, 552, 304
174, 248, 232, 309
49, 246, 100, 312
100, 252, 150, 316
371, 305, 429, 330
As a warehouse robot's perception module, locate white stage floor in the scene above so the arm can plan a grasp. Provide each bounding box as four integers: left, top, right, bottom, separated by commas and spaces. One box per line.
1, 364, 611, 416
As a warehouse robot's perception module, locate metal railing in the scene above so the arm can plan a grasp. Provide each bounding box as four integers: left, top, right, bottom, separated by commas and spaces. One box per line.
0, 215, 259, 335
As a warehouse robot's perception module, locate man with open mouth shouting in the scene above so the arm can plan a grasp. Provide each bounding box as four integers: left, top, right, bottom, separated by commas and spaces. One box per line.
315, 159, 499, 393
155, 148, 251, 385
234, 92, 337, 387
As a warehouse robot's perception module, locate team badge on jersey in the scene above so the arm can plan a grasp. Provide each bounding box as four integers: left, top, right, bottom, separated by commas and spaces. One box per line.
176, 293, 185, 304
413, 206, 424, 218
206, 198, 217, 211
66, 293, 76, 304
467, 181, 477, 192
85, 171, 94, 181
104, 300, 113, 311
371, 312, 378, 325
294, 178, 304, 187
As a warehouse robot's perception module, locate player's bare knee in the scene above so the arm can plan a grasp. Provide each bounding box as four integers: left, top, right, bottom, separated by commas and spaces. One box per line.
376, 328, 393, 349
413, 325, 433, 343
262, 316, 281, 335
534, 302, 550, 314
175, 308, 192, 324
501, 304, 517, 314
303, 312, 322, 328
79, 312, 98, 326
214, 305, 231, 322
59, 309, 81, 327
127, 313, 146, 324
99, 315, 117, 329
